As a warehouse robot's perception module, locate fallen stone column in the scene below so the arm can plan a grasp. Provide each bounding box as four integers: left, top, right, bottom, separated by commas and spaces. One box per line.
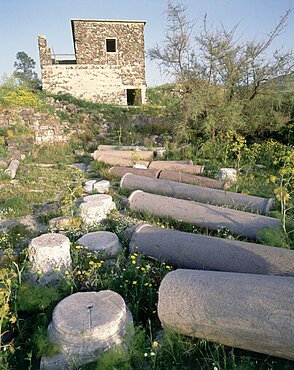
97, 154, 150, 167
158, 269, 294, 360
41, 290, 133, 369
122, 174, 274, 214
129, 224, 294, 276
94, 150, 154, 161
28, 233, 72, 285
128, 191, 281, 239
4, 159, 20, 179
109, 166, 160, 179
98, 144, 149, 151
159, 169, 227, 189
148, 160, 204, 174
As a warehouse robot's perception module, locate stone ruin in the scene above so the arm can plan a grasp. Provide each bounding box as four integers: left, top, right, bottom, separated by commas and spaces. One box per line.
38, 19, 147, 106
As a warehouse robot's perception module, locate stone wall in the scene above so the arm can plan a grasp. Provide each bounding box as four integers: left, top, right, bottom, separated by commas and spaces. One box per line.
38, 20, 147, 105
0, 108, 69, 145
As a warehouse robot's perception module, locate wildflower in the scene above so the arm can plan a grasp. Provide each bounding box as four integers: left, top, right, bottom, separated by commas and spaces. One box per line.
130, 255, 136, 259
153, 341, 159, 347
150, 352, 155, 356
149, 283, 152, 287
144, 353, 148, 357
9, 316, 17, 324
37, 271, 42, 275
65, 270, 69, 275
166, 265, 172, 270
131, 260, 136, 265
141, 267, 146, 271
89, 261, 95, 265
146, 264, 151, 270
54, 267, 60, 272
77, 270, 81, 275
132, 281, 137, 285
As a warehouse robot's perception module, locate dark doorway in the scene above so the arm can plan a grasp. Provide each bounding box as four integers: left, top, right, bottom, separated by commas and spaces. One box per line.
127, 89, 142, 106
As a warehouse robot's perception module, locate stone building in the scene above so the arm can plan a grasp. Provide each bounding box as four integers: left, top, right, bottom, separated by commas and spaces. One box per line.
38, 19, 146, 105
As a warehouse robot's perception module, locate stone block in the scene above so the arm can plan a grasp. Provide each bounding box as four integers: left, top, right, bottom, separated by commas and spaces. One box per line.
79, 194, 116, 226
48, 216, 72, 230
93, 180, 110, 194
219, 168, 237, 183
28, 233, 71, 284
158, 269, 294, 360
129, 224, 294, 276
76, 231, 122, 256
41, 290, 133, 369
128, 191, 281, 239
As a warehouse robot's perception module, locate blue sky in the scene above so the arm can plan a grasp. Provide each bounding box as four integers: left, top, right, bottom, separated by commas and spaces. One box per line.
1, 0, 294, 86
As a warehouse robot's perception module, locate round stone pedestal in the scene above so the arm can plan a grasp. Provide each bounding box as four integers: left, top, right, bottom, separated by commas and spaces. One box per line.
40, 290, 133, 369
76, 231, 122, 257
93, 180, 110, 194
79, 194, 116, 226
28, 233, 71, 284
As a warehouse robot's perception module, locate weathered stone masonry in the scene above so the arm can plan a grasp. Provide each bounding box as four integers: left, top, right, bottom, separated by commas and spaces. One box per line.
38, 19, 146, 105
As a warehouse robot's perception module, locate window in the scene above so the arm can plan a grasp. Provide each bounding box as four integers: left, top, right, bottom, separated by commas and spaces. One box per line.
106, 39, 116, 52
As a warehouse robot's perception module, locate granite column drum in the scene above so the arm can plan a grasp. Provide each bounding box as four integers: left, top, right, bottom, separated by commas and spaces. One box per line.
76, 231, 122, 257
128, 191, 281, 239
97, 154, 150, 167
148, 160, 204, 174
158, 170, 227, 189
109, 166, 160, 179
41, 290, 133, 369
121, 174, 273, 214
28, 233, 71, 284
79, 194, 116, 226
129, 224, 294, 276
158, 269, 294, 360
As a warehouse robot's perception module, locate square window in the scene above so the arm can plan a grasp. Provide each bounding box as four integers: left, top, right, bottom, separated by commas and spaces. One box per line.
106, 39, 116, 52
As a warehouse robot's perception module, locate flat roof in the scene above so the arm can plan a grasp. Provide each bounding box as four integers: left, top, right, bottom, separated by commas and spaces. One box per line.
71, 19, 146, 24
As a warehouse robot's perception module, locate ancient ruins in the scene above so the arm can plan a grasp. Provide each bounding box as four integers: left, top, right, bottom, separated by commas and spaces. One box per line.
38, 19, 146, 105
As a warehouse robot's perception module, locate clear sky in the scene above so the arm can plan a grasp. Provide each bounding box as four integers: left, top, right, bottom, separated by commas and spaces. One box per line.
0, 0, 294, 86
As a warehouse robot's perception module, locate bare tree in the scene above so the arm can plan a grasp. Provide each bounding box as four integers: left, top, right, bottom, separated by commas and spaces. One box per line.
149, 2, 294, 141
148, 1, 195, 81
